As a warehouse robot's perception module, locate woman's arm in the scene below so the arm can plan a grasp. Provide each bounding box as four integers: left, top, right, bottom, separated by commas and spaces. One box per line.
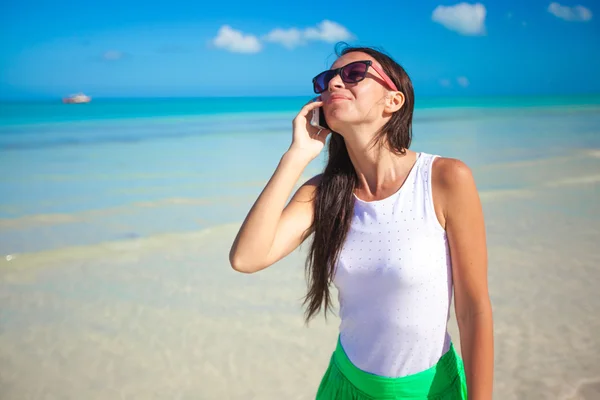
435, 157, 494, 399
229, 99, 330, 273
229, 153, 318, 273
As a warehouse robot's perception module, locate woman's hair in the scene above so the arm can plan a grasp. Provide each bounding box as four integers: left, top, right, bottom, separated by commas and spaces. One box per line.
302, 43, 415, 323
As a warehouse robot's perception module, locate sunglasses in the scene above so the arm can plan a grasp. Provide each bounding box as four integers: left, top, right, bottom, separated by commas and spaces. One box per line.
312, 60, 398, 94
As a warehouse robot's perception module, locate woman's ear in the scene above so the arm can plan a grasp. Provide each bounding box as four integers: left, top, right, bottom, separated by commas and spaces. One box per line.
385, 91, 405, 113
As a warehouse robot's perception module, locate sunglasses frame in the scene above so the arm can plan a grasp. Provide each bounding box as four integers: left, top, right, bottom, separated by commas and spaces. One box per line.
312, 60, 398, 94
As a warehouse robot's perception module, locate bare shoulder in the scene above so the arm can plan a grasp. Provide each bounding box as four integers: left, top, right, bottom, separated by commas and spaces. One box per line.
432, 157, 475, 189
432, 157, 479, 214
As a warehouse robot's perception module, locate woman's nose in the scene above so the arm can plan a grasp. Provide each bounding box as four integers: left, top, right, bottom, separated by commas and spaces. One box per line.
327, 73, 344, 91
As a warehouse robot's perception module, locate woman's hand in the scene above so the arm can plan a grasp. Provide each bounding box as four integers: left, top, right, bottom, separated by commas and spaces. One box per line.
288, 97, 331, 161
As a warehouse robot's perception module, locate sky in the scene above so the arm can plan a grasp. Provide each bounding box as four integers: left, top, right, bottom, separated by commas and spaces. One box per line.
1, 0, 599, 99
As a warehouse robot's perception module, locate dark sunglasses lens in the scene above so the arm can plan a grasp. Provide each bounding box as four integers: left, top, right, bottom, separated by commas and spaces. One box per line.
342, 62, 368, 83
314, 70, 334, 93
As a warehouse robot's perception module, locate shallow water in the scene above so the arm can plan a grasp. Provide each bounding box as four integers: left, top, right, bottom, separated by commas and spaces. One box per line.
1, 97, 599, 399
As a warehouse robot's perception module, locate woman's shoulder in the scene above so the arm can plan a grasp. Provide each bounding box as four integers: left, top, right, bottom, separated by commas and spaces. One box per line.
431, 156, 478, 201
431, 156, 473, 183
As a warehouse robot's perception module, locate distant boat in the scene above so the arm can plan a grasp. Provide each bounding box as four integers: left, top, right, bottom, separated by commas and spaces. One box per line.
62, 93, 91, 104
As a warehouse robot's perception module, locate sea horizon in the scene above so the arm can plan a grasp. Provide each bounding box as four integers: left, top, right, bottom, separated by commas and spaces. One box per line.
3, 92, 600, 103
2, 92, 600, 128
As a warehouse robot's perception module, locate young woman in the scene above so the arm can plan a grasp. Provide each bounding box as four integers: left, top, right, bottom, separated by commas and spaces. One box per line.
229, 45, 494, 399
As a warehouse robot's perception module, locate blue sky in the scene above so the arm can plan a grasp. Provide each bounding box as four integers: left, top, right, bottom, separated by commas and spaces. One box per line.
1, 0, 598, 99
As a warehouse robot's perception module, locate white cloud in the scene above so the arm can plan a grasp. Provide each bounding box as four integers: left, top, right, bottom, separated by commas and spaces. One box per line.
263, 20, 354, 49
263, 28, 304, 49
432, 3, 487, 35
304, 20, 354, 43
439, 78, 452, 87
103, 50, 124, 61
212, 25, 262, 54
548, 2, 592, 22
214, 21, 353, 52
457, 76, 470, 87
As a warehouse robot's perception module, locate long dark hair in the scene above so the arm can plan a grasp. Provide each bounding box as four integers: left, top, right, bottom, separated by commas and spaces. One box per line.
303, 44, 415, 323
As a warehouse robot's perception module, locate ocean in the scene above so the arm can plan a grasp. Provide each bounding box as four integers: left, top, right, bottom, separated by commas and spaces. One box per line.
1, 95, 599, 254
1, 95, 600, 399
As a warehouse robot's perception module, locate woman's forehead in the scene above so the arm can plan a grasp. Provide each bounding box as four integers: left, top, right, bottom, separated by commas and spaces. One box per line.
331, 52, 378, 69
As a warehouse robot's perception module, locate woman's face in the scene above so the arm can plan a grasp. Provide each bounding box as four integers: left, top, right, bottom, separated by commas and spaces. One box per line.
319, 52, 392, 134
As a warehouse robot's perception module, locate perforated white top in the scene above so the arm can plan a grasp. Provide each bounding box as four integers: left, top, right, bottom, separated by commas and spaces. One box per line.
333, 152, 453, 378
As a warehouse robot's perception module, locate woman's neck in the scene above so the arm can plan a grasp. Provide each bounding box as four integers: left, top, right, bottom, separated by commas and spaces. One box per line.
345, 136, 416, 200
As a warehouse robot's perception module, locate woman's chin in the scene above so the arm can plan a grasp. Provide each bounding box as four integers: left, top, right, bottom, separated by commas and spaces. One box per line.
326, 118, 353, 134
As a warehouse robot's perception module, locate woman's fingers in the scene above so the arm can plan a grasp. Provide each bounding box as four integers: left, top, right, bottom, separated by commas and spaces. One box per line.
296, 97, 324, 118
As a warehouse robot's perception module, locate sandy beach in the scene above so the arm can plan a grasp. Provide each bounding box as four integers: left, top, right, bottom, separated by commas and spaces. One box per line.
1, 147, 599, 399
3, 0, 600, 395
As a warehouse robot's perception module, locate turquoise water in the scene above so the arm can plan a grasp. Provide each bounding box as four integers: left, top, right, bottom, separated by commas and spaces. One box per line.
1, 95, 599, 254
2, 94, 600, 127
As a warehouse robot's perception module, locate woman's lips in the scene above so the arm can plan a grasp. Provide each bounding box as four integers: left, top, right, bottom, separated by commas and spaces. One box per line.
327, 95, 350, 104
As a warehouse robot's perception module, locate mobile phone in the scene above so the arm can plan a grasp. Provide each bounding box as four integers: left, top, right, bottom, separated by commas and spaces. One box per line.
310, 107, 329, 130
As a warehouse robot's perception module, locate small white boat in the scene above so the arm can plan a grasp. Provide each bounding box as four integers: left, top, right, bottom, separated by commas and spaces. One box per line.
63, 93, 91, 104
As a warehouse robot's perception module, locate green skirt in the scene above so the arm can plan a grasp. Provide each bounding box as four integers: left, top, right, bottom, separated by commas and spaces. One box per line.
316, 337, 468, 399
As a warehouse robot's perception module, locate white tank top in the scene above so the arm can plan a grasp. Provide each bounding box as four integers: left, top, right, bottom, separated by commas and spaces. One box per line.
332, 152, 453, 378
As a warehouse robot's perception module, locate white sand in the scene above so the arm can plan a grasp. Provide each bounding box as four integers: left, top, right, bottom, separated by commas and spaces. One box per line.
1, 152, 600, 399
